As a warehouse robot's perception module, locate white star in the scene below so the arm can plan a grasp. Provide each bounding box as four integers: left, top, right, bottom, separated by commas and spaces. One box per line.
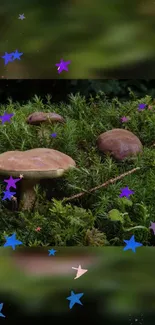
72, 265, 88, 279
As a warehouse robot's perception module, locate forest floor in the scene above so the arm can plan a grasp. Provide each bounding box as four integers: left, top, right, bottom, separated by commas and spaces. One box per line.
0, 91, 155, 247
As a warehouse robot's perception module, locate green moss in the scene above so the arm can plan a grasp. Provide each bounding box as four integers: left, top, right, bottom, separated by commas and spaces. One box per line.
0, 92, 155, 246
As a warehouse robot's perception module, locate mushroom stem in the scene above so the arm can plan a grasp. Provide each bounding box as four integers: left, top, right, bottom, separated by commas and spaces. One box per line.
19, 179, 37, 211
38, 126, 51, 145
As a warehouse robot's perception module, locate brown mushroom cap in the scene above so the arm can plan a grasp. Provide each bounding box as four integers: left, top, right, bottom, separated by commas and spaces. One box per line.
26, 112, 65, 125
97, 128, 142, 160
0, 148, 76, 178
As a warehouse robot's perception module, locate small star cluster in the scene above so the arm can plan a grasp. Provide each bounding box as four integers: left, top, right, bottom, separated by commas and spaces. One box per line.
121, 102, 150, 123
1, 15, 71, 74
2, 50, 23, 65
0, 248, 87, 316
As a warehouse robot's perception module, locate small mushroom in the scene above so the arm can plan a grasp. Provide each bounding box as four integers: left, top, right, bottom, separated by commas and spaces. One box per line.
26, 112, 65, 143
26, 112, 65, 125
0, 148, 76, 211
97, 128, 142, 160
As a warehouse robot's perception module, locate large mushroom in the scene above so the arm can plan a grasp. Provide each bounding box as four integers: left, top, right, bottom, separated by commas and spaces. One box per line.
26, 112, 65, 144
0, 148, 76, 211
97, 128, 142, 160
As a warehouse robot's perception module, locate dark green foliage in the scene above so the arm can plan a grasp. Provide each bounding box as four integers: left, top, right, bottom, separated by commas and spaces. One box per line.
0, 91, 155, 246
69, 80, 155, 100
2, 79, 155, 104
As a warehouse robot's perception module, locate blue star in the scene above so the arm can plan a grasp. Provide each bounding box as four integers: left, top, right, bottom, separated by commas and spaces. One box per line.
50, 133, 57, 138
1, 52, 13, 65
0, 303, 5, 318
3, 233, 23, 250
48, 249, 57, 256
2, 190, 16, 201
12, 50, 23, 61
123, 235, 143, 253
138, 103, 146, 111
67, 291, 84, 309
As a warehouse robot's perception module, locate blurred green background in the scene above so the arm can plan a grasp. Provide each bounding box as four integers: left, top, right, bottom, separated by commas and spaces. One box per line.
1, 0, 155, 78
0, 247, 155, 323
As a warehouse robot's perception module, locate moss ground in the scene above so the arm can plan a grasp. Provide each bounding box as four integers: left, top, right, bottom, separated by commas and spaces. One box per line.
0, 91, 155, 246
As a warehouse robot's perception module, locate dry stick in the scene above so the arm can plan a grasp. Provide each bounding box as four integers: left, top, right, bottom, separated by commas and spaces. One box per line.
63, 167, 140, 202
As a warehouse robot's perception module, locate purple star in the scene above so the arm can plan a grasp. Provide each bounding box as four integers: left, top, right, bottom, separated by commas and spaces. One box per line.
4, 176, 21, 190
0, 112, 14, 124
149, 221, 155, 235
119, 186, 134, 199
18, 14, 25, 20
1, 52, 13, 65
50, 133, 57, 138
12, 50, 23, 61
121, 116, 129, 123
138, 103, 146, 111
55, 59, 71, 74
2, 190, 16, 201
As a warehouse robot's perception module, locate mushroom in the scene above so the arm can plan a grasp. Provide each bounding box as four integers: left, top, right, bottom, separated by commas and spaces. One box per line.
26, 112, 65, 144
97, 128, 142, 160
26, 112, 65, 125
0, 148, 76, 211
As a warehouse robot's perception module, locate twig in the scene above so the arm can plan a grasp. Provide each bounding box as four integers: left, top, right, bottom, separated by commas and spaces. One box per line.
63, 167, 140, 202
